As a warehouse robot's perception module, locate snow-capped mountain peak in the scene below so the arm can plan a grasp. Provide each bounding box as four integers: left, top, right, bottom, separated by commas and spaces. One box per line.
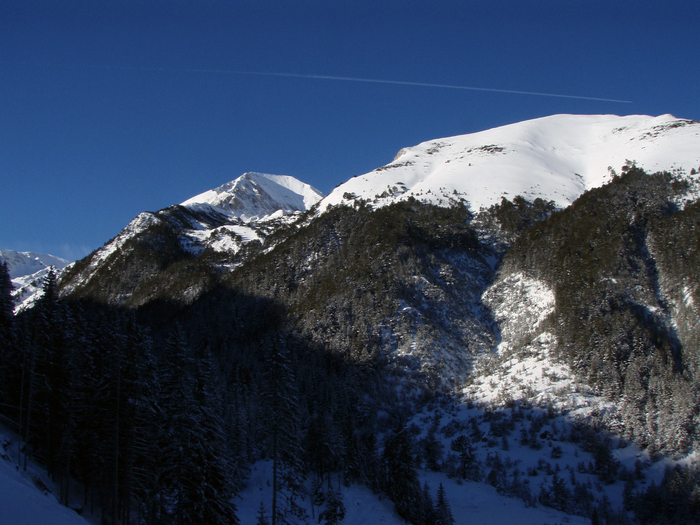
181, 172, 325, 221
320, 114, 700, 214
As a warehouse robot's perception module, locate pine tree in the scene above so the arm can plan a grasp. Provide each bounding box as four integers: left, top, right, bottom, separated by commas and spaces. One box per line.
256, 502, 270, 525
189, 347, 240, 525
422, 483, 437, 525
153, 327, 239, 524
262, 339, 306, 525
435, 483, 455, 525
156, 325, 198, 524
0, 261, 17, 430
71, 310, 123, 514
0, 260, 13, 336
421, 426, 444, 472
22, 267, 63, 472
451, 434, 479, 481
111, 314, 161, 524
318, 489, 346, 525
382, 422, 423, 523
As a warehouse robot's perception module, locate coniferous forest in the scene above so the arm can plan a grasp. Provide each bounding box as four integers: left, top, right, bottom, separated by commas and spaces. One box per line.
1, 167, 700, 525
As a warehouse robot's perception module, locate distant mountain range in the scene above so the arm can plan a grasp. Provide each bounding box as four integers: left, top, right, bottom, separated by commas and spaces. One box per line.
0, 249, 70, 311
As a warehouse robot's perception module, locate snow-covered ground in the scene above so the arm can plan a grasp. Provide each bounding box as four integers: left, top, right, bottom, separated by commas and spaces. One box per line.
0, 429, 91, 525
320, 114, 700, 215
2, 425, 591, 525
237, 461, 591, 525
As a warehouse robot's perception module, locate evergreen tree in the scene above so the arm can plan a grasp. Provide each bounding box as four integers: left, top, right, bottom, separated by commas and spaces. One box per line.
421, 418, 444, 471
111, 314, 161, 524
0, 260, 13, 339
262, 338, 306, 525
256, 502, 270, 525
189, 347, 240, 525
153, 327, 239, 524
318, 489, 346, 525
0, 261, 17, 432
71, 310, 123, 515
382, 422, 423, 523
156, 325, 199, 524
422, 483, 437, 525
451, 434, 479, 481
435, 483, 455, 525
22, 267, 63, 472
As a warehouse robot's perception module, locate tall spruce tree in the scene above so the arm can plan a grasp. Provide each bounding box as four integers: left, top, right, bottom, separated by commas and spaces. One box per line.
0, 261, 17, 427
435, 483, 455, 525
0, 260, 13, 341
154, 327, 240, 525
190, 347, 240, 525
382, 422, 423, 523
262, 339, 306, 525
157, 325, 197, 524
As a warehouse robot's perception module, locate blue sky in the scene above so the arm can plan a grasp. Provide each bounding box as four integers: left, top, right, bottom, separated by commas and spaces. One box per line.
2, 0, 699, 261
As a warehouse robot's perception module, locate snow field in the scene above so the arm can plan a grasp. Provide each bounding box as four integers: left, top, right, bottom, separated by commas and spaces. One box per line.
320, 114, 700, 216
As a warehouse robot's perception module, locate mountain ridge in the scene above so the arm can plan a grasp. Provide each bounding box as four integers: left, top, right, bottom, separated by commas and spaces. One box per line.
320, 113, 700, 214
56, 113, 700, 311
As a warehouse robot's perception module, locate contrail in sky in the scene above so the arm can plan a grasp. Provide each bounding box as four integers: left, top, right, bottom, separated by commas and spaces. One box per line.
230, 70, 634, 104
27, 62, 634, 104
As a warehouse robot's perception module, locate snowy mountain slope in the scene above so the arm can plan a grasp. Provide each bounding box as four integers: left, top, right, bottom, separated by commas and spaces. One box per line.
84, 171, 322, 269
11, 266, 60, 313
320, 114, 700, 214
0, 249, 70, 312
0, 249, 69, 280
182, 171, 324, 220
11, 114, 700, 525
58, 172, 325, 303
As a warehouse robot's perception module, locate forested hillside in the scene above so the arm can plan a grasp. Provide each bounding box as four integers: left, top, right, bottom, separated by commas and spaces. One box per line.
499, 167, 700, 457
2, 163, 700, 525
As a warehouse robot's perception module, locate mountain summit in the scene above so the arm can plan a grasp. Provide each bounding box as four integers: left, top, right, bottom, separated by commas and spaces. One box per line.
321, 114, 700, 213
182, 172, 324, 220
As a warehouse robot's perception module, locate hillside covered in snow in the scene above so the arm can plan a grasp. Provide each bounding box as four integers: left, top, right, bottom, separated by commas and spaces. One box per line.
321, 114, 700, 213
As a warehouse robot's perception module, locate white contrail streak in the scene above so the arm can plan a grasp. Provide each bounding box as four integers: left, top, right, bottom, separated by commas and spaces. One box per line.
27, 62, 634, 103
230, 70, 633, 104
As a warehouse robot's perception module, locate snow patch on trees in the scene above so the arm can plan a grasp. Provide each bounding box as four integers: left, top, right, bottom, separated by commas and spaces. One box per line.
483, 272, 555, 353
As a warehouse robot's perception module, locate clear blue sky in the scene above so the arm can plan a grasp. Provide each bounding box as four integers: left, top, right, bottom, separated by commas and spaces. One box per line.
2, 0, 699, 261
